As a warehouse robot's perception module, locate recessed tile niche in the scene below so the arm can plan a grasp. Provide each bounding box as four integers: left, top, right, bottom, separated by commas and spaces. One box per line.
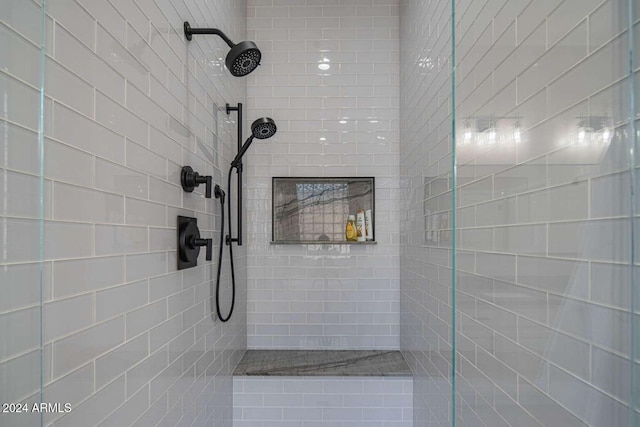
272, 177, 376, 244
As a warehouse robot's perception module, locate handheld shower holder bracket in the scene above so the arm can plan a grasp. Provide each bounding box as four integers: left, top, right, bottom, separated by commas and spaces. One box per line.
214, 184, 225, 203
226, 103, 239, 114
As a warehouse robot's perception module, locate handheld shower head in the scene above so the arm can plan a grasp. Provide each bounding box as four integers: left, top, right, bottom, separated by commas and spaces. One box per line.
184, 22, 262, 77
231, 118, 277, 168
251, 117, 277, 139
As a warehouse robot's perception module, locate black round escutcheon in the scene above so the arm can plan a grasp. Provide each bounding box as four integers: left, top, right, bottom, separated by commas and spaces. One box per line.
181, 166, 196, 192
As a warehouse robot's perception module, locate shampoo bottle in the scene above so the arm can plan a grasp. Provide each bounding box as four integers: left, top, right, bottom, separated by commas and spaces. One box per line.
346, 215, 357, 241
365, 209, 373, 241
356, 210, 366, 242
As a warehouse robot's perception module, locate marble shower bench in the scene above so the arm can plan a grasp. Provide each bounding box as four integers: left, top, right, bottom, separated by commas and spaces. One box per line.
233, 350, 413, 427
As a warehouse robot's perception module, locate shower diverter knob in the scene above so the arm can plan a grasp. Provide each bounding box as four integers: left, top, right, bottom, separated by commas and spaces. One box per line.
181, 166, 213, 198
178, 216, 212, 270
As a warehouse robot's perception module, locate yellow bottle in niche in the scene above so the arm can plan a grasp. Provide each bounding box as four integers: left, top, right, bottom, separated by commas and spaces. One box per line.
345, 215, 357, 241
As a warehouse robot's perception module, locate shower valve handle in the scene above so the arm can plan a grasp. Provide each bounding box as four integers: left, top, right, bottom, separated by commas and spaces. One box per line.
181, 166, 213, 198
203, 176, 212, 198
191, 237, 213, 261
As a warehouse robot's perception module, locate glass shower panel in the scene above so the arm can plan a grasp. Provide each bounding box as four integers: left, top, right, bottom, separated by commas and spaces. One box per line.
631, 0, 639, 424
399, 0, 455, 425
0, 1, 45, 427
453, 1, 635, 426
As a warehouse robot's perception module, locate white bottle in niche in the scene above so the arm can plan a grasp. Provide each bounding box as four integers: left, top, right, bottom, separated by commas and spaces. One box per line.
365, 209, 373, 241
425, 209, 432, 241
432, 214, 440, 243
356, 210, 366, 242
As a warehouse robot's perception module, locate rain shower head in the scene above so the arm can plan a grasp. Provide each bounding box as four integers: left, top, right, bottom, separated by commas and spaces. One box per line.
184, 22, 262, 77
231, 118, 277, 168
226, 41, 261, 77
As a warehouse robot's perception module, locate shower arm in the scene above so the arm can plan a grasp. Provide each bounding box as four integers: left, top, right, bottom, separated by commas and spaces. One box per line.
183, 22, 235, 47
226, 102, 243, 246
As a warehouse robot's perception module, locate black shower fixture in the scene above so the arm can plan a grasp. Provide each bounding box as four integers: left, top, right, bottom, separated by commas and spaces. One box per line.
231, 117, 277, 168
183, 21, 261, 77
225, 103, 244, 247
177, 216, 212, 270
211, 111, 277, 323
225, 106, 278, 246
181, 166, 212, 198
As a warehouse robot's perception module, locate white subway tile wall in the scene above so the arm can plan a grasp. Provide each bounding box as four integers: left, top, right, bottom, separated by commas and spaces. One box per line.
401, 0, 638, 426
4, 1, 638, 426
2, 0, 248, 426
233, 376, 412, 427
246, 0, 401, 350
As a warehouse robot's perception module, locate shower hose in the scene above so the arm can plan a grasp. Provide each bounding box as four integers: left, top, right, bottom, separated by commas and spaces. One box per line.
214, 165, 237, 322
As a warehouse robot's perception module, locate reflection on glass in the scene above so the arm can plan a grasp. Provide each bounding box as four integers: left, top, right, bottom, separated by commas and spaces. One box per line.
452, 1, 636, 426
0, 1, 45, 426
